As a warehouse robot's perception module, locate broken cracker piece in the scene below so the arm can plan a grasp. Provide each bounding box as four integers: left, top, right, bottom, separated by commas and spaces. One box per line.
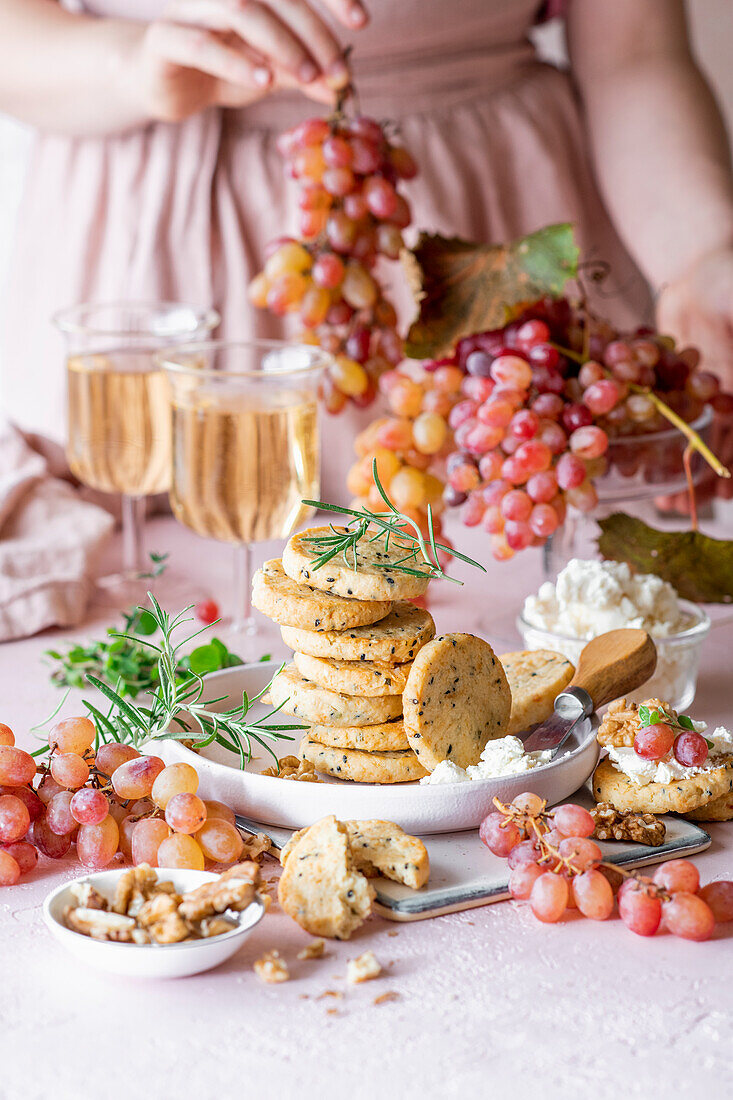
254, 950, 290, 984
347, 950, 382, 984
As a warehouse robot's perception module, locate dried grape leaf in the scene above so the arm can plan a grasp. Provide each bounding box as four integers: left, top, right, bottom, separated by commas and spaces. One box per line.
403, 223, 579, 360
597, 513, 733, 603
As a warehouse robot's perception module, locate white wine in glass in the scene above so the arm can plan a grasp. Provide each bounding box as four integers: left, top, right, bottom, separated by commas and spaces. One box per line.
55, 302, 219, 588
159, 340, 327, 639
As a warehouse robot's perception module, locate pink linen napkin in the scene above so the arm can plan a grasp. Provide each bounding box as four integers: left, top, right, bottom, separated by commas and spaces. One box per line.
0, 419, 114, 641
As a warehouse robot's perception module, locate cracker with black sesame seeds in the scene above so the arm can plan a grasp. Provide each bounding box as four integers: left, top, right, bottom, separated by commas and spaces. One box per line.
269, 665, 403, 726
280, 602, 435, 663
252, 558, 392, 632
299, 736, 427, 783
402, 633, 511, 771
280, 818, 429, 890
499, 649, 575, 736
593, 756, 733, 815
307, 719, 409, 752
283, 527, 431, 602
293, 651, 412, 697
277, 815, 375, 940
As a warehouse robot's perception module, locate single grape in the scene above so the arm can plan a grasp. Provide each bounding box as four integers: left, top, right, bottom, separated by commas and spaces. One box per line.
70, 787, 109, 827
490, 534, 514, 561
507, 840, 540, 870
0, 724, 14, 747
311, 252, 344, 289
529, 503, 559, 538
572, 869, 614, 920
532, 366, 565, 395
203, 800, 237, 827
300, 285, 330, 327
569, 426, 608, 460
151, 762, 199, 811
50, 753, 89, 790
465, 423, 504, 455
478, 450, 504, 482
618, 880, 662, 936
663, 892, 715, 941
118, 815, 137, 862
561, 403, 593, 433
0, 850, 20, 886
48, 716, 95, 755
165, 793, 207, 835
31, 815, 72, 859
363, 176, 398, 218
77, 815, 120, 870
501, 489, 532, 522
388, 377, 426, 418
509, 862, 543, 900
46, 791, 77, 836
673, 731, 709, 767
633, 723, 675, 760
157, 833, 205, 870
528, 343, 561, 369
564, 479, 599, 513
552, 804, 596, 838
131, 817, 171, 867
0, 784, 43, 822
0, 840, 37, 875
449, 399, 479, 430
461, 493, 487, 528
578, 361, 605, 388
95, 742, 140, 777
514, 439, 552, 475
530, 872, 568, 922
388, 144, 418, 179
536, 420, 567, 455
111, 755, 165, 800
698, 881, 733, 921
196, 818, 245, 864
481, 505, 504, 534
508, 410, 539, 441
443, 485, 468, 508
504, 520, 533, 551
293, 117, 330, 146
555, 453, 586, 491
322, 133, 353, 167
449, 461, 481, 494
511, 792, 545, 815
0, 794, 31, 843
36, 774, 63, 805
349, 136, 382, 173
478, 397, 514, 429
479, 812, 521, 857
195, 598, 220, 625
0, 747, 36, 787
582, 379, 623, 415
653, 859, 700, 895
558, 837, 602, 871
531, 393, 564, 420
501, 455, 530, 486
516, 319, 550, 347
263, 240, 312, 280
491, 355, 533, 390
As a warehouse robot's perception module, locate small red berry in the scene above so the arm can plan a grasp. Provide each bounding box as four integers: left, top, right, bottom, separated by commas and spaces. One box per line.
195, 599, 220, 625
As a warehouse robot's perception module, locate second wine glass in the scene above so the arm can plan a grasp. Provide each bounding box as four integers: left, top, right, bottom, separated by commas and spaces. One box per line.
158, 340, 327, 645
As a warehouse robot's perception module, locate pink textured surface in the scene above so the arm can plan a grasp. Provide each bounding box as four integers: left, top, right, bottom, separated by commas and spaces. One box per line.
2, 512, 733, 1099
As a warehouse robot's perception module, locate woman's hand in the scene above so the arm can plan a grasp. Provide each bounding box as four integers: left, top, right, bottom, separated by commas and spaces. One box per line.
656, 247, 733, 392
132, 0, 368, 122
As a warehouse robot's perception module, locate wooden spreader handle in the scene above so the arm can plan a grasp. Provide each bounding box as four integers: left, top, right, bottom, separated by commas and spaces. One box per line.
568, 629, 657, 710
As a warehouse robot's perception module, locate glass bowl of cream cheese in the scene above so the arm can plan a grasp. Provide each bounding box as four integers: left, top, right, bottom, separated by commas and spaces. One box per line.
518, 558, 710, 711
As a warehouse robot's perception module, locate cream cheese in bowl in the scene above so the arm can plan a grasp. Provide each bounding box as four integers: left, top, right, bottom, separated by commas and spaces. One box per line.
519, 559, 710, 710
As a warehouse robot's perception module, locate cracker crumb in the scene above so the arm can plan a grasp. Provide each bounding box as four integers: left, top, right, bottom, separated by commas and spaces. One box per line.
298, 939, 326, 960
387, 930, 399, 937
316, 989, 343, 1000
374, 991, 401, 1005
254, 950, 290, 984
347, 950, 382, 984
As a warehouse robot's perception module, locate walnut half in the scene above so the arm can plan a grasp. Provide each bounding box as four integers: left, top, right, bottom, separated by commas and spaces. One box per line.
591, 802, 666, 846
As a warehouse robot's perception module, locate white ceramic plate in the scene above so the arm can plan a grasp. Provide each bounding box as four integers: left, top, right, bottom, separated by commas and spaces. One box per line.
151, 662, 600, 835
43, 867, 266, 979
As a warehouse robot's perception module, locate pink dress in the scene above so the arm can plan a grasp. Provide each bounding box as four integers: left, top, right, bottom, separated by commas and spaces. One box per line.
2, 0, 652, 497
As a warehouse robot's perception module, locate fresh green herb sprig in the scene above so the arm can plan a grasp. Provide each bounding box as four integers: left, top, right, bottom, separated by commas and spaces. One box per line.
302, 459, 486, 585
80, 595, 306, 767
638, 704, 713, 749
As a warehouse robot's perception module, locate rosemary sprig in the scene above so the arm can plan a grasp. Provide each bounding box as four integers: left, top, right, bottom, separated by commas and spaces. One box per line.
301, 459, 486, 586
41, 595, 306, 768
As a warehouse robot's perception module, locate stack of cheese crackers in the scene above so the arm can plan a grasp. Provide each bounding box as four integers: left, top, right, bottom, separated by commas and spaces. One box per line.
252, 525, 560, 783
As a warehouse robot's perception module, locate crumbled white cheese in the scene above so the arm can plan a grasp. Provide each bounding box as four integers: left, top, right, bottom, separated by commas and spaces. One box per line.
420, 736, 553, 785
523, 559, 688, 639
608, 726, 733, 786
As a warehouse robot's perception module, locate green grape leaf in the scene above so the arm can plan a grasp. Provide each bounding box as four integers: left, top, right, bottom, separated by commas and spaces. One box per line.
597, 513, 733, 603
403, 223, 580, 360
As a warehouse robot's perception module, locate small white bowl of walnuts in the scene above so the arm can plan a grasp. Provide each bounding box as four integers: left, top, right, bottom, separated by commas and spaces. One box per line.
43, 862, 267, 979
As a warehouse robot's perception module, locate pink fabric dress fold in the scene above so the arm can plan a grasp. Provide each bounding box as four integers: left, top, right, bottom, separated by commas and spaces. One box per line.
1, 0, 652, 500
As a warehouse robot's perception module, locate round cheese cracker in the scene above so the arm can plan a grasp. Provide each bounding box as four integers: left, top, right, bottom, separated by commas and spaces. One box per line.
402, 633, 511, 771
592, 756, 733, 815
307, 720, 409, 752
293, 651, 411, 697
280, 602, 435, 664
685, 789, 733, 822
300, 736, 427, 784
283, 527, 431, 602
252, 558, 391, 632
268, 664, 403, 727
499, 649, 575, 736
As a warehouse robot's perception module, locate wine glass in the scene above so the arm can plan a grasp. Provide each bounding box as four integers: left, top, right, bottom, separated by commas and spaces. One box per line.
157, 340, 327, 644
54, 301, 219, 590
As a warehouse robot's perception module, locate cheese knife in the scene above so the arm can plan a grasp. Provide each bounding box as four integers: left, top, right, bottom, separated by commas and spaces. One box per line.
519, 628, 657, 758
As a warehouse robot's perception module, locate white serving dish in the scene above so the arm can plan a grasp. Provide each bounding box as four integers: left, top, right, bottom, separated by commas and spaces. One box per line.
43, 867, 266, 979
150, 662, 600, 835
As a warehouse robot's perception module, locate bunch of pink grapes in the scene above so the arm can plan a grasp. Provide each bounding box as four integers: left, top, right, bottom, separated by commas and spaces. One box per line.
480, 792, 731, 939
0, 719, 245, 885
249, 113, 417, 412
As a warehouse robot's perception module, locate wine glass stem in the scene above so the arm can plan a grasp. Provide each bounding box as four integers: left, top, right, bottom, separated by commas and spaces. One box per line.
121, 495, 146, 578
233, 542, 256, 635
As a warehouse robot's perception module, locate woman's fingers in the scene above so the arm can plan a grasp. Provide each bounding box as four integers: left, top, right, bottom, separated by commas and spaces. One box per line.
161, 0, 328, 84
265, 0, 350, 86
316, 0, 368, 29
148, 20, 272, 91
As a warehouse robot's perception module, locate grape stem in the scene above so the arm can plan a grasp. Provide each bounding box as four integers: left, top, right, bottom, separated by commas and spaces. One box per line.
682, 443, 698, 530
